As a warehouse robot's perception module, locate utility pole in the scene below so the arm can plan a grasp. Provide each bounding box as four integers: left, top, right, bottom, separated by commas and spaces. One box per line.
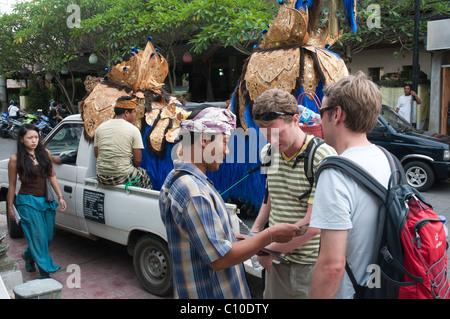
411, 0, 421, 128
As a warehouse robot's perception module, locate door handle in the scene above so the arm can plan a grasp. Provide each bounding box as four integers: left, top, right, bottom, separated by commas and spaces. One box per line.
64, 186, 72, 193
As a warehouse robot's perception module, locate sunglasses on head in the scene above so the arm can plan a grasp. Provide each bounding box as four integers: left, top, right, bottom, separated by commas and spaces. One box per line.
253, 111, 297, 121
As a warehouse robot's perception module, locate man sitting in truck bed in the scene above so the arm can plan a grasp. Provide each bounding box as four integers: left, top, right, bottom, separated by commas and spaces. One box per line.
94, 96, 152, 189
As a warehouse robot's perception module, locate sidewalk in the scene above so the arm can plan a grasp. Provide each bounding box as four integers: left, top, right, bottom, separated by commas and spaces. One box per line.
0, 203, 161, 299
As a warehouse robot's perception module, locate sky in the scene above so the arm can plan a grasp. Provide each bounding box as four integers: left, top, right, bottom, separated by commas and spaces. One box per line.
0, 0, 26, 15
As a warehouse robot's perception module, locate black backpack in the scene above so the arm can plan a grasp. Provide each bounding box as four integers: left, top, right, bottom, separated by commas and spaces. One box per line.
316, 147, 449, 299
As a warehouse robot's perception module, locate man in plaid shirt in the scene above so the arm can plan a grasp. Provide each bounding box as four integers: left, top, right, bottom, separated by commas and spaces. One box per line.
159, 107, 301, 298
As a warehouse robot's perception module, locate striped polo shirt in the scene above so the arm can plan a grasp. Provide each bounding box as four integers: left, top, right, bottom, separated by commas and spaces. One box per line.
261, 135, 337, 264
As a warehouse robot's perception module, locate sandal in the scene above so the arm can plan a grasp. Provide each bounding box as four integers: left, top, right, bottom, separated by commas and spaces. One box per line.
22, 251, 36, 272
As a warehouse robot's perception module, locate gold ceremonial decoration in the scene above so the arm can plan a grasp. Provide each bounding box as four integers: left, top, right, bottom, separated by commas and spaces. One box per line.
81, 38, 188, 155
260, 4, 309, 49
236, 0, 351, 127
107, 40, 168, 93
81, 83, 145, 138
245, 48, 300, 102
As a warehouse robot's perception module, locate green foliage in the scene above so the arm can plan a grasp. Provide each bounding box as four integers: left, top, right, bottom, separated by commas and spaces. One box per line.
27, 86, 52, 113
1, 0, 449, 95
330, 0, 450, 62
182, 0, 278, 55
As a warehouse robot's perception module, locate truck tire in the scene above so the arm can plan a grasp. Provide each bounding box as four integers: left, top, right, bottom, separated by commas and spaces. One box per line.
404, 160, 435, 192
133, 235, 173, 297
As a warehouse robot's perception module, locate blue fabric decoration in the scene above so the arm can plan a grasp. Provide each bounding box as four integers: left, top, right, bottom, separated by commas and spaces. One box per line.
140, 124, 175, 191
343, 0, 357, 33
296, 0, 312, 10
139, 119, 266, 212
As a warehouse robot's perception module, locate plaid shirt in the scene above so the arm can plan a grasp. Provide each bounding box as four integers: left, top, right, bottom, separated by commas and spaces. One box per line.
159, 161, 251, 299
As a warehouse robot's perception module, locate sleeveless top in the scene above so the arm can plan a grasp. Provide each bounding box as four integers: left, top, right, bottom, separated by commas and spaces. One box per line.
19, 163, 46, 197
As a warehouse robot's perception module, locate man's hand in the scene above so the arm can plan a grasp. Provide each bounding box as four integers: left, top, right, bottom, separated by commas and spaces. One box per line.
268, 223, 304, 243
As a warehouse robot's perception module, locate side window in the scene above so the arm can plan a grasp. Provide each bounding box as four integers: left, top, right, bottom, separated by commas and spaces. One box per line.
45, 123, 83, 165
371, 120, 386, 133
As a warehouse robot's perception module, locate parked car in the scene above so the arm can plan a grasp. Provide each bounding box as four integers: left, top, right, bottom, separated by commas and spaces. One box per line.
367, 105, 450, 192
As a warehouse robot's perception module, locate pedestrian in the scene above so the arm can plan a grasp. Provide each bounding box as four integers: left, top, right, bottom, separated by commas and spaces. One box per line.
94, 95, 152, 189
58, 103, 68, 120
248, 88, 337, 299
159, 106, 301, 299
7, 124, 67, 278
309, 71, 392, 298
8, 100, 20, 119
49, 101, 60, 127
395, 84, 422, 123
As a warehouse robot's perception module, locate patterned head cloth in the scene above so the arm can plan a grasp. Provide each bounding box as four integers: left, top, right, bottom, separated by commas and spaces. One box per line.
115, 97, 138, 109
179, 107, 236, 136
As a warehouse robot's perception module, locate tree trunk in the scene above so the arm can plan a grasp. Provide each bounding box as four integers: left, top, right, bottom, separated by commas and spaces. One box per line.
53, 74, 75, 113
206, 58, 214, 102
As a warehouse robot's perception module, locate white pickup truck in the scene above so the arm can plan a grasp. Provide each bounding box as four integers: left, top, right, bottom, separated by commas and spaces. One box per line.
0, 114, 246, 297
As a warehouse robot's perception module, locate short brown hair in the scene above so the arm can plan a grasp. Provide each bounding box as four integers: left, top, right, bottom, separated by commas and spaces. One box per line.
323, 71, 382, 133
252, 88, 298, 127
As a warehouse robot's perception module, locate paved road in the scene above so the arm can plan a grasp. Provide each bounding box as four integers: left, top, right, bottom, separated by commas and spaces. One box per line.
0, 136, 449, 299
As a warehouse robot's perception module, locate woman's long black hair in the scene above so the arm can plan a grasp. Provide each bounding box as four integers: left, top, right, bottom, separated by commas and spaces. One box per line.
16, 124, 53, 180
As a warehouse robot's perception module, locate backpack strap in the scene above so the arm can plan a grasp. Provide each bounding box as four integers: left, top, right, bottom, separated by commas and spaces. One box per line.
167, 170, 219, 212
296, 136, 324, 201
316, 155, 389, 298
167, 170, 192, 190
259, 136, 324, 203
316, 155, 387, 201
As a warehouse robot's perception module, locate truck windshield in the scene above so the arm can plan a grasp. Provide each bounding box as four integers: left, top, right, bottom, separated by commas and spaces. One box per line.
380, 106, 417, 133
45, 123, 83, 161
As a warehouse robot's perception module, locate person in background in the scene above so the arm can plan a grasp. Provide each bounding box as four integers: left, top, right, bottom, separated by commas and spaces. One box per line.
159, 107, 302, 299
396, 84, 422, 123
8, 100, 20, 119
7, 124, 67, 278
249, 88, 336, 299
94, 96, 152, 189
309, 71, 391, 299
49, 102, 60, 127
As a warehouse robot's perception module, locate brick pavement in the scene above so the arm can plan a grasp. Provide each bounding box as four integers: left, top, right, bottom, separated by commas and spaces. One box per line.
0, 209, 162, 299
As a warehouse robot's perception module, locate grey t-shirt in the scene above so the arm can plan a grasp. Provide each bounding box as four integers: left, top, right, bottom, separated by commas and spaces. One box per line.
94, 118, 144, 176
310, 145, 391, 298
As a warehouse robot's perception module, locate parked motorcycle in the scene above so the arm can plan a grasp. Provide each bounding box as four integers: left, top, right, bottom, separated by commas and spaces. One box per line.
35, 112, 52, 137
8, 117, 25, 139
0, 113, 10, 138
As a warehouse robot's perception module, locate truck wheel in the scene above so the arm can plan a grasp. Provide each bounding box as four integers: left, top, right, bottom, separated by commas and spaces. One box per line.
6, 200, 23, 239
133, 235, 173, 297
404, 160, 435, 192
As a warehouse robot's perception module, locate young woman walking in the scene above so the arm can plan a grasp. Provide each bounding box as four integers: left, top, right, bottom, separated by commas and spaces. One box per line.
7, 124, 66, 278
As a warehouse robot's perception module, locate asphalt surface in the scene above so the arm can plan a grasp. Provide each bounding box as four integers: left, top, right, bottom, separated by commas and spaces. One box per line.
0, 136, 449, 299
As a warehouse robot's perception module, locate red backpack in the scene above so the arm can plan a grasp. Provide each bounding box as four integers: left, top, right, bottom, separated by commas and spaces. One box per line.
317, 147, 449, 299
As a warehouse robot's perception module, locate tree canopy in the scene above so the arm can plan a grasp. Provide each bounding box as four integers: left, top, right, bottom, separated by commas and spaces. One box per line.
0, 0, 449, 108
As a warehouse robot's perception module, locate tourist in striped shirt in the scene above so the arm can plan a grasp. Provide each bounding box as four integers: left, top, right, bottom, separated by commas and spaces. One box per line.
250, 88, 337, 299
159, 107, 302, 299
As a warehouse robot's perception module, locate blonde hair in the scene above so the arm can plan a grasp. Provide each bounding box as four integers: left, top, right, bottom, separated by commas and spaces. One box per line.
323, 71, 382, 133
252, 88, 298, 127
